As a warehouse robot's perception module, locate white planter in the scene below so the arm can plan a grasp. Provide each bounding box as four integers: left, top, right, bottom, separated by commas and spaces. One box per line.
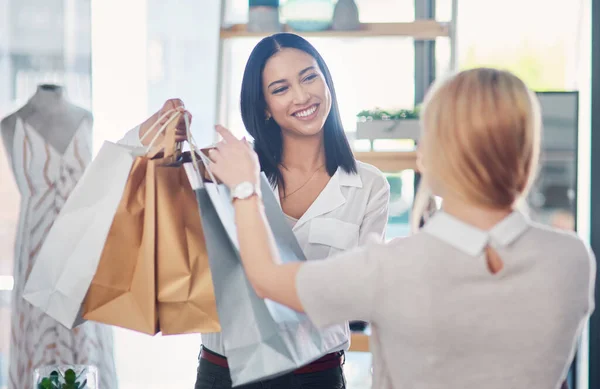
34, 365, 98, 389
356, 119, 421, 143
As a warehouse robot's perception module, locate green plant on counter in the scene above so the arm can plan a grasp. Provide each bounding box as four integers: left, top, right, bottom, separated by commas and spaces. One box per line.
357, 106, 421, 121
38, 369, 87, 389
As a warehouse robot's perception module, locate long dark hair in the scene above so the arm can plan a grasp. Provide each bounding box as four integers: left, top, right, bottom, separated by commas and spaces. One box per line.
240, 33, 357, 188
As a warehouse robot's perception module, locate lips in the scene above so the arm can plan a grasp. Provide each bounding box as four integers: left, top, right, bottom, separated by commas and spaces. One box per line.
292, 104, 319, 118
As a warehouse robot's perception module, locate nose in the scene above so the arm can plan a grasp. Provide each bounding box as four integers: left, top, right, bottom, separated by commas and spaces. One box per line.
291, 84, 310, 105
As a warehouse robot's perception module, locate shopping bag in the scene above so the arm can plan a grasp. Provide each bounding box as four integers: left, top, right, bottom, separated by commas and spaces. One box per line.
81, 154, 158, 334
155, 149, 220, 335
194, 156, 343, 386
81, 110, 183, 335
23, 139, 145, 329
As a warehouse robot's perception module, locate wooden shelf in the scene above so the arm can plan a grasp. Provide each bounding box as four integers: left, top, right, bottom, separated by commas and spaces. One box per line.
220, 21, 449, 40
354, 151, 417, 172
349, 333, 370, 352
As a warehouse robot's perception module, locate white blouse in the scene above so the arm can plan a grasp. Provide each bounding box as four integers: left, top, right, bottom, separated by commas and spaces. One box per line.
297, 210, 596, 389
117, 126, 391, 356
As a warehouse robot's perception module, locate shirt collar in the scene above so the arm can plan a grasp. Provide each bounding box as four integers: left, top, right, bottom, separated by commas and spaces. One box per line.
338, 167, 363, 188
271, 167, 363, 229
422, 210, 531, 256
271, 167, 363, 198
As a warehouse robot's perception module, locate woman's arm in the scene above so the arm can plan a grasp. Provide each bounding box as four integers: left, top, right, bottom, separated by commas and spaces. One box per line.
233, 190, 381, 326
234, 195, 305, 311
209, 125, 381, 326
206, 126, 304, 310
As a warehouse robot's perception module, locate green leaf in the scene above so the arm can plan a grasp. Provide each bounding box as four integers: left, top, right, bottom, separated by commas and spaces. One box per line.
356, 106, 421, 121
65, 369, 76, 384
79, 379, 88, 389
40, 378, 53, 389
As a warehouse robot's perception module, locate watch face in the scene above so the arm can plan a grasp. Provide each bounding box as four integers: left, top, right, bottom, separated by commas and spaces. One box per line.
236, 182, 255, 199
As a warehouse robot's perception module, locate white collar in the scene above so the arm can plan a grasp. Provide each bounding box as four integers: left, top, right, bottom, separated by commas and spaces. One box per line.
338, 167, 363, 188
272, 167, 362, 229
422, 211, 530, 256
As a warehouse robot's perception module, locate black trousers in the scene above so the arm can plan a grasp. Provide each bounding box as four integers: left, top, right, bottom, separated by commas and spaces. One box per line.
194, 350, 346, 389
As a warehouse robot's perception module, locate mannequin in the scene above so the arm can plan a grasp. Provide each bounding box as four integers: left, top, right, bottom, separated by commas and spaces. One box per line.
0, 85, 118, 389
0, 84, 92, 164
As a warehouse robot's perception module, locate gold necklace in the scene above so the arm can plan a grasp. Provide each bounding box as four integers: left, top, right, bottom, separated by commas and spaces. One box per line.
281, 163, 325, 199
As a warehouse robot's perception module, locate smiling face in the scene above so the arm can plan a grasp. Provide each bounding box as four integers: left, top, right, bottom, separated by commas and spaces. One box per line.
262, 48, 332, 138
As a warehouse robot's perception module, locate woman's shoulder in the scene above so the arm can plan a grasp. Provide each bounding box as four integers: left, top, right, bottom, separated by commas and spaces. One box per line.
526, 221, 595, 263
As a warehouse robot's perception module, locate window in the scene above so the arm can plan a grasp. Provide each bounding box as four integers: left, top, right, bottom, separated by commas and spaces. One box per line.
0, 1, 92, 387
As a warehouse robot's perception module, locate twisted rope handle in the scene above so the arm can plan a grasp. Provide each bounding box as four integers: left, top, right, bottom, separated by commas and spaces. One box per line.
139, 108, 183, 153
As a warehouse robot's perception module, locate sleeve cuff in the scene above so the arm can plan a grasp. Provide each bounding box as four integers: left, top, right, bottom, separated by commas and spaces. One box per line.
117, 124, 144, 148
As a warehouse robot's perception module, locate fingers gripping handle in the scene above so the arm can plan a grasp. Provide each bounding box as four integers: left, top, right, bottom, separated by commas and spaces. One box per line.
141, 108, 183, 154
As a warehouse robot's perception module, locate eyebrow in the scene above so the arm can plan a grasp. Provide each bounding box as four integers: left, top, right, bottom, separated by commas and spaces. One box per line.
267, 66, 316, 89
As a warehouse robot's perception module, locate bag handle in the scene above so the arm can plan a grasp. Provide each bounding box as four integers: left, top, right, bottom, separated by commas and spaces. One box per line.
160, 113, 182, 158
197, 149, 219, 189
182, 117, 221, 193
140, 109, 183, 155
140, 109, 176, 143
140, 109, 209, 186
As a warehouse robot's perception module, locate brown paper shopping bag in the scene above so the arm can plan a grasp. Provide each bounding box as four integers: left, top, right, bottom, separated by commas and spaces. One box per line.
82, 110, 220, 335
80, 110, 182, 335
82, 155, 159, 335
154, 150, 221, 335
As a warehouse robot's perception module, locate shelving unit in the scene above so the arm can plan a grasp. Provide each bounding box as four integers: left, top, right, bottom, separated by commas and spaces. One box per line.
353, 151, 418, 172
220, 20, 450, 39
214, 0, 458, 353
214, 1, 459, 153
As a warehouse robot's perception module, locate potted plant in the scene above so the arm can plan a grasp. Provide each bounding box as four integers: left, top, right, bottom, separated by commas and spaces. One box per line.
35, 365, 97, 389
356, 107, 421, 148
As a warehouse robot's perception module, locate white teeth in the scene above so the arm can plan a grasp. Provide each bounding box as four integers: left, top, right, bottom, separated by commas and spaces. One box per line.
295, 105, 317, 117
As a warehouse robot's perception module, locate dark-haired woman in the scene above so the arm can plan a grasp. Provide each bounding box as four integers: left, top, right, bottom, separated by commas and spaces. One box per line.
119, 33, 390, 389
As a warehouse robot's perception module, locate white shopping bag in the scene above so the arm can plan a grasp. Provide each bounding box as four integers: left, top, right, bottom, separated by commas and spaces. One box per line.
23, 140, 146, 328
23, 110, 181, 329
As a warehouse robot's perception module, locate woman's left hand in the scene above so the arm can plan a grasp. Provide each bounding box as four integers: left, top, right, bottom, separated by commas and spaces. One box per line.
207, 125, 261, 190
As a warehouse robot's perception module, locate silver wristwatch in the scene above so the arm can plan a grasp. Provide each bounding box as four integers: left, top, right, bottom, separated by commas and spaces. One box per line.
231, 181, 260, 201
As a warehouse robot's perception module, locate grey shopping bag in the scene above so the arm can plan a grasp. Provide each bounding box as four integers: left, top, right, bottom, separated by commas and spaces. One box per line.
195, 173, 345, 386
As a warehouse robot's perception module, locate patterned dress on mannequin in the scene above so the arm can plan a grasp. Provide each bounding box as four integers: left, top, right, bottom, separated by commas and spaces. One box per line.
6, 116, 118, 389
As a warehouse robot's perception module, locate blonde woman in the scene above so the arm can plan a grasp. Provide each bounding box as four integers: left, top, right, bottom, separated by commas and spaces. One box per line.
206, 68, 595, 389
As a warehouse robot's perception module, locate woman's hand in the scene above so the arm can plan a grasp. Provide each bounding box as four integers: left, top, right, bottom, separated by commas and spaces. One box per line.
138, 98, 192, 146
207, 125, 260, 190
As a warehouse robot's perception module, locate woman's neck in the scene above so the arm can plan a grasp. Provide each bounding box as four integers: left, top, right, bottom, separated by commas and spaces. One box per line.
441, 195, 513, 230
281, 132, 325, 172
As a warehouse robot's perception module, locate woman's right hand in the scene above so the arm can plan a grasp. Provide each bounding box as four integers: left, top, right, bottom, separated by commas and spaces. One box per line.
138, 98, 192, 146
207, 125, 261, 191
